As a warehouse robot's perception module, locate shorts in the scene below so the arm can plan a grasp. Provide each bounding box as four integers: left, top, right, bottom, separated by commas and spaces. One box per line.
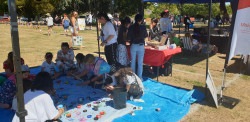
71, 27, 78, 34
64, 26, 69, 29
193, 45, 199, 49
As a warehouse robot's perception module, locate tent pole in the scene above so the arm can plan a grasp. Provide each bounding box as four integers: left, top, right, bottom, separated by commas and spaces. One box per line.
8, 0, 27, 121
94, 0, 100, 57
219, 0, 239, 105
205, 0, 212, 96
178, 3, 182, 36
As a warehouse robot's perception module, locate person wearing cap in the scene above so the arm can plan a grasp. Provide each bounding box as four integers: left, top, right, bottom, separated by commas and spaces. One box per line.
127, 14, 148, 79
77, 54, 110, 87
117, 17, 131, 66
97, 12, 118, 66
0, 64, 30, 108
159, 11, 172, 34
104, 67, 144, 100
62, 15, 70, 35
46, 13, 54, 36
3, 52, 25, 78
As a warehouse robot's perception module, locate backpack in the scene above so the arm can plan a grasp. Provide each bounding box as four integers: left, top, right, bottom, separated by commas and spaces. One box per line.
63, 20, 69, 27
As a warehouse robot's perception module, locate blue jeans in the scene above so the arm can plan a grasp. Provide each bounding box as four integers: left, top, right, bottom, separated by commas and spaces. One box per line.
130, 44, 145, 78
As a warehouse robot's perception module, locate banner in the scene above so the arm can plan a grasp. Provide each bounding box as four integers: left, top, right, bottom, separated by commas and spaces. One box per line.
229, 0, 250, 61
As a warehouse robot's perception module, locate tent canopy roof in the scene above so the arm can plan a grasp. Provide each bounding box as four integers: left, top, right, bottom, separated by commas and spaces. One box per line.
143, 0, 232, 4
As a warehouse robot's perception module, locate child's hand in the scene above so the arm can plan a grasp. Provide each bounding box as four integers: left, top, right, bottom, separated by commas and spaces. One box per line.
58, 108, 64, 114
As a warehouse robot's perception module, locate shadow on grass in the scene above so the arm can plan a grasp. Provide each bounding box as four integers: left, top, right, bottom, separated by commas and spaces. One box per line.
192, 85, 241, 109
173, 52, 215, 66
94, 52, 105, 55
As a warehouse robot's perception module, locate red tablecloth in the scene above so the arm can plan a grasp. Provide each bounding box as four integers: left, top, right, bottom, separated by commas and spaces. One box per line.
127, 47, 182, 66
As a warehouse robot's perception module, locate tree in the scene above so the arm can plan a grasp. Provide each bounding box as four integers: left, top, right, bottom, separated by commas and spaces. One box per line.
0, 0, 8, 14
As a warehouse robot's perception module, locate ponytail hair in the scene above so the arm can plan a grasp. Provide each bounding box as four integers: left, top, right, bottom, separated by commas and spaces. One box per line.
134, 14, 143, 39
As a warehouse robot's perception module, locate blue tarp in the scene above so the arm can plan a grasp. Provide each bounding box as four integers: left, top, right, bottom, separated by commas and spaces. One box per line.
114, 77, 205, 122
0, 67, 205, 122
143, 0, 232, 3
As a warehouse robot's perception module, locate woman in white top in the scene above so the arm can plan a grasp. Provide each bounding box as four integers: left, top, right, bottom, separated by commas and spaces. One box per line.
12, 72, 64, 122
45, 13, 53, 36
97, 12, 118, 65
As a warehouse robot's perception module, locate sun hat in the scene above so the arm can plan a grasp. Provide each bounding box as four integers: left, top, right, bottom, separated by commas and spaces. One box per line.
98, 62, 111, 74
46, 13, 51, 17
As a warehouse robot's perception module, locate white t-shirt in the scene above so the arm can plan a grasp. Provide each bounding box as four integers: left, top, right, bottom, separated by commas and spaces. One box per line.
41, 61, 56, 75
12, 90, 59, 122
159, 17, 172, 33
88, 14, 92, 23
46, 17, 53, 26
102, 21, 117, 46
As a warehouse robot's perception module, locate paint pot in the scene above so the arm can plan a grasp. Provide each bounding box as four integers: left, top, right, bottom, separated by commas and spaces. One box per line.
93, 104, 98, 111
155, 108, 161, 111
87, 115, 92, 118
66, 113, 71, 118
94, 117, 98, 120
77, 105, 81, 109
57, 104, 63, 109
113, 87, 127, 109
96, 115, 102, 118
87, 104, 91, 107
83, 109, 87, 112
100, 112, 105, 115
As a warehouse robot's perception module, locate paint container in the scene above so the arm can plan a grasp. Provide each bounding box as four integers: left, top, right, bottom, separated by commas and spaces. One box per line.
96, 115, 102, 118
66, 113, 71, 118
93, 104, 98, 111
57, 104, 63, 109
83, 109, 87, 112
87, 104, 91, 107
100, 112, 105, 115
155, 108, 161, 111
77, 105, 81, 109
113, 87, 127, 109
87, 115, 92, 118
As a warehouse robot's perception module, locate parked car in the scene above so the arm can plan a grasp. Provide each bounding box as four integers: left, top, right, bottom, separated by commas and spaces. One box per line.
0, 17, 10, 22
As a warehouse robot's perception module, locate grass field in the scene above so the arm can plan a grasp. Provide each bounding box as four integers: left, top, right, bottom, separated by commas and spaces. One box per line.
0, 24, 249, 121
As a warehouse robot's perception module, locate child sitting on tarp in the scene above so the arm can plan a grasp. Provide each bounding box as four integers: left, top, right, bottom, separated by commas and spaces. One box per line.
104, 66, 144, 100
3, 52, 25, 78
56, 42, 75, 74
67, 53, 86, 79
77, 54, 110, 87
12, 72, 64, 122
0, 65, 30, 109
41, 52, 60, 79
